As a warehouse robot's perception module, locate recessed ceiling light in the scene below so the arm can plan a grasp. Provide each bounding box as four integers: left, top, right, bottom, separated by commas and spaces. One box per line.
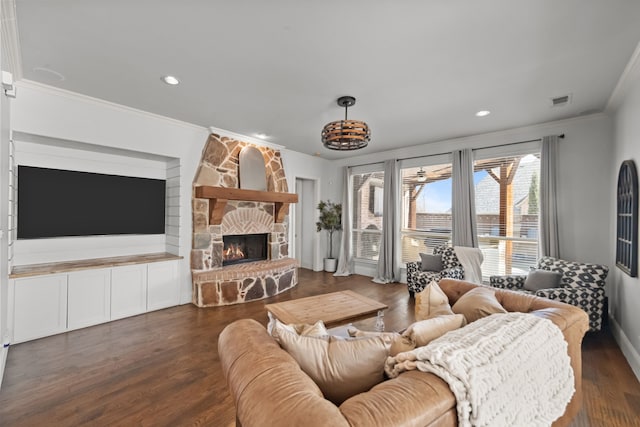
475, 110, 491, 117
161, 75, 180, 85
254, 133, 268, 140
32, 67, 65, 82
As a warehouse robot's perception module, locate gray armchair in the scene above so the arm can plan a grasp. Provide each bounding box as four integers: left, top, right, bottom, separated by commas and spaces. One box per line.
490, 256, 609, 331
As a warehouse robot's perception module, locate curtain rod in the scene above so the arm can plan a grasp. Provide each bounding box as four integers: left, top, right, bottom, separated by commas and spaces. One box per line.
348, 134, 564, 169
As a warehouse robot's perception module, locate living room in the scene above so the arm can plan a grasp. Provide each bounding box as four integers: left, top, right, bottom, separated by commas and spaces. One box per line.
1, 1, 640, 426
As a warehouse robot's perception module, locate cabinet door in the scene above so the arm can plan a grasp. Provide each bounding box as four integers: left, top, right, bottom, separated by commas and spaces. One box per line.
147, 261, 179, 311
13, 275, 68, 343
68, 269, 111, 330
111, 264, 147, 320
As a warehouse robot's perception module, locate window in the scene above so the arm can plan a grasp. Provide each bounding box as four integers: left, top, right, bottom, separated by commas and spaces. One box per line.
474, 152, 540, 280
369, 185, 383, 217
352, 171, 384, 260
400, 163, 453, 263
616, 160, 638, 277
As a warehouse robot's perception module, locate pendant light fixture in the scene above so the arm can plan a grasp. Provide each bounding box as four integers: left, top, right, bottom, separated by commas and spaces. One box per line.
321, 96, 371, 150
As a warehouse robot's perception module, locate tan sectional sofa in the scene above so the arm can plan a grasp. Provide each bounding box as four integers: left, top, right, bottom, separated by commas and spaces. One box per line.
218, 279, 589, 427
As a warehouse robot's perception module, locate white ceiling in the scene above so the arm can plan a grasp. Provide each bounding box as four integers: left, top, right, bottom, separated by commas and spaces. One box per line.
13, 0, 640, 159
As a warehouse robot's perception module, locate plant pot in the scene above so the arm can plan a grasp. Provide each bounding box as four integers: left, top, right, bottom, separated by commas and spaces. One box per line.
324, 258, 337, 273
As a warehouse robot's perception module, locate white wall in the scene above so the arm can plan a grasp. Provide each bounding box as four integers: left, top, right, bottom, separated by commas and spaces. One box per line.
11, 81, 209, 304
9, 81, 335, 300
330, 113, 614, 278
282, 149, 332, 271
609, 56, 640, 379
11, 137, 174, 265
0, 59, 11, 386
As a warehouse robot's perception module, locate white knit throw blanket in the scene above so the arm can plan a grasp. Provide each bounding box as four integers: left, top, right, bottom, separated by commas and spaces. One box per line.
453, 246, 484, 284
385, 313, 574, 427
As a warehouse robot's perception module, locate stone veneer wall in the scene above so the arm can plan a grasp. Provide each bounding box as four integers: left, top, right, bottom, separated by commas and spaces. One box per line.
191, 133, 297, 307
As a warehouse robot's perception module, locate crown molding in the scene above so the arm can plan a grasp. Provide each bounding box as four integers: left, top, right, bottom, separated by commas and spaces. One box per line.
334, 112, 609, 168
606, 39, 640, 113
17, 79, 209, 132
1, 0, 23, 79
15, 80, 284, 149
207, 126, 285, 150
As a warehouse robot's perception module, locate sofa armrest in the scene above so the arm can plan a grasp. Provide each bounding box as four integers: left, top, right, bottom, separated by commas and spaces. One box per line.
219, 319, 351, 427
406, 260, 421, 274
489, 275, 526, 290
534, 286, 605, 302
534, 287, 606, 332
441, 266, 464, 280
406, 261, 422, 284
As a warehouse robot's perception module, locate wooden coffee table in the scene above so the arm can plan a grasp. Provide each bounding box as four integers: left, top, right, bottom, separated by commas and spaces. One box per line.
265, 290, 388, 330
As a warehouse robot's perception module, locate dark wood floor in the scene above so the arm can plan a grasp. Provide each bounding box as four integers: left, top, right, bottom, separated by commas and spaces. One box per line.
1, 269, 639, 427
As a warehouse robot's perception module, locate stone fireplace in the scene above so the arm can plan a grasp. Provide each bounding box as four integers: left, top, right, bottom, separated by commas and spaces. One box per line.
190, 134, 298, 307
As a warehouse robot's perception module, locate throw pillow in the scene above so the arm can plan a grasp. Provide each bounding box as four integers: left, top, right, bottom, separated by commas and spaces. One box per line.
347, 327, 416, 356
524, 269, 563, 292
452, 287, 507, 323
419, 253, 443, 272
270, 318, 390, 404
402, 314, 466, 347
415, 281, 455, 320
267, 314, 328, 338
292, 320, 329, 337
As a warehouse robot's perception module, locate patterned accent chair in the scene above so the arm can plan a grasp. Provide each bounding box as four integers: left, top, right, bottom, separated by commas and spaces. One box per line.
406, 245, 464, 297
489, 256, 609, 331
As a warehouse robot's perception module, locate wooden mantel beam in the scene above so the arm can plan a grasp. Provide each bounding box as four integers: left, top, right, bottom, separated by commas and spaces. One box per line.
194, 186, 298, 225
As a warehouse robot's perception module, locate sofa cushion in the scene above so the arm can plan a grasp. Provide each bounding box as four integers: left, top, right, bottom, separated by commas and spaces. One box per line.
524, 269, 562, 292
403, 314, 466, 347
415, 281, 455, 320
419, 253, 443, 272
270, 318, 390, 404
452, 287, 507, 322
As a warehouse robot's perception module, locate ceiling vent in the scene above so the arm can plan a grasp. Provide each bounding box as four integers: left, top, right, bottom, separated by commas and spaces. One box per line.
550, 94, 572, 107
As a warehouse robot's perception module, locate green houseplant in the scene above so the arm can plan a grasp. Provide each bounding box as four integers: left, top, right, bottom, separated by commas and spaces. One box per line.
316, 200, 342, 272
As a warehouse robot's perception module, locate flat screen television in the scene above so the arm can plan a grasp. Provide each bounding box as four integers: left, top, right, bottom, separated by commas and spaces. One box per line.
18, 166, 166, 239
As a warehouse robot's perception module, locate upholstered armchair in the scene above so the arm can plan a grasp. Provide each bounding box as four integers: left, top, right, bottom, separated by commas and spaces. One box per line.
489, 256, 609, 331
406, 245, 464, 297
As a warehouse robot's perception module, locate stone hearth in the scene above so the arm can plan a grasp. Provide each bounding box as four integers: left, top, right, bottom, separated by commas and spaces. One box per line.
190, 133, 298, 307
192, 258, 297, 307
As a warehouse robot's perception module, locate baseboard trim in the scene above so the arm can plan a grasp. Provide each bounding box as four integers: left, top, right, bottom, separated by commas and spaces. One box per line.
0, 345, 8, 390
608, 314, 640, 382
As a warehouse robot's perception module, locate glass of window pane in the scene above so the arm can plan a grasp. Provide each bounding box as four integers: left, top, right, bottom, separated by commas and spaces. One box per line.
400, 164, 453, 263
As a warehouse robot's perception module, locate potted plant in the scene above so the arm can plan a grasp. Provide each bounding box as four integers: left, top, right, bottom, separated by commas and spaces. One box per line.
316, 200, 342, 272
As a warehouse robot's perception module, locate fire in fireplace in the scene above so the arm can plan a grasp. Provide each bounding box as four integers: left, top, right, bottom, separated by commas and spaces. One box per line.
222, 233, 268, 266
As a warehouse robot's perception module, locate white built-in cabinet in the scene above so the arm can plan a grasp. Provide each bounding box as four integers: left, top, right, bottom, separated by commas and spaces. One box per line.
147, 261, 179, 311
13, 274, 68, 342
68, 269, 111, 330
111, 265, 147, 320
10, 259, 180, 343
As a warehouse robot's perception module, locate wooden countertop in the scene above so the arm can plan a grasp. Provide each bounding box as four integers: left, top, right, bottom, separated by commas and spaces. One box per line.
10, 252, 183, 279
